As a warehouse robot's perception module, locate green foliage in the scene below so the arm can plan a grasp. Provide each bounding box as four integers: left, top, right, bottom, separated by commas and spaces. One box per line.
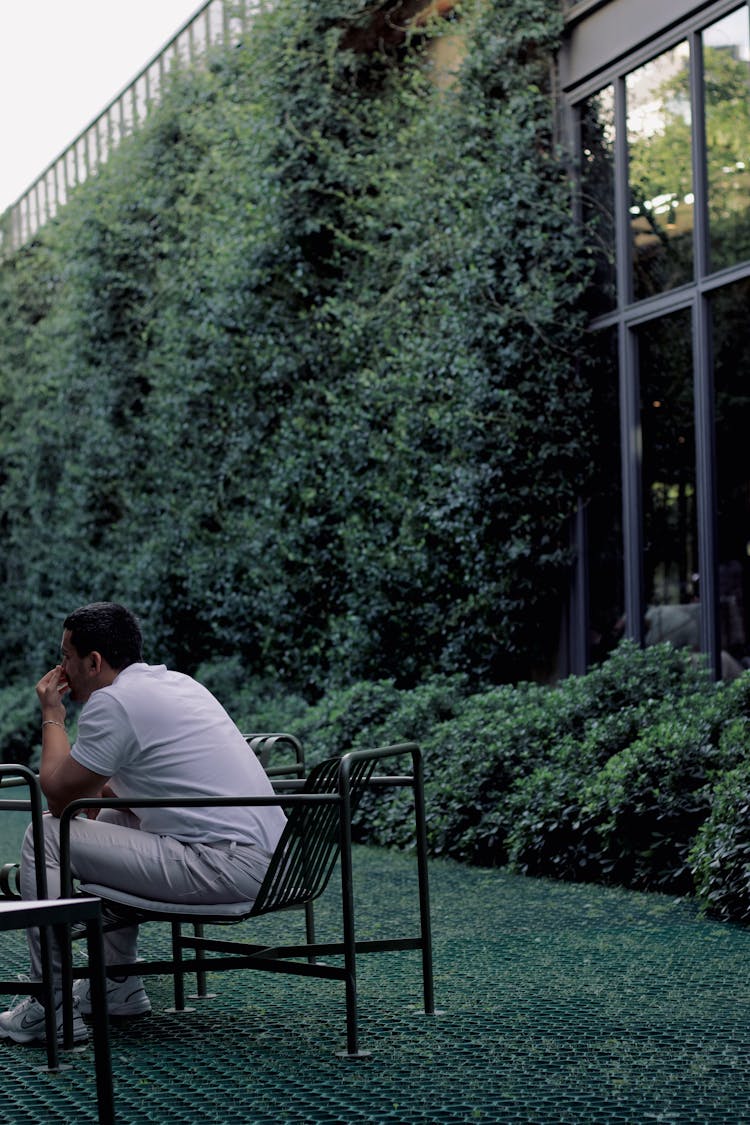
504, 658, 750, 896
690, 763, 750, 922
429, 640, 713, 870
0, 0, 590, 694
194, 655, 309, 734
287, 671, 470, 760
576, 694, 745, 892
255, 639, 749, 895
260, 670, 471, 845
0, 683, 43, 767
234, 639, 750, 911
689, 677, 750, 921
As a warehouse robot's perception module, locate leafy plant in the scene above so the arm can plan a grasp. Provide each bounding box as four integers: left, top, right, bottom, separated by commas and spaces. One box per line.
0, 0, 591, 695
0, 683, 44, 767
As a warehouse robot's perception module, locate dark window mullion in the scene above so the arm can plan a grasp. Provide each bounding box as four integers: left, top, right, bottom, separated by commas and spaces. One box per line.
614, 74, 633, 308
691, 28, 721, 676
693, 292, 721, 676
615, 75, 645, 643
619, 322, 644, 646
691, 29, 710, 280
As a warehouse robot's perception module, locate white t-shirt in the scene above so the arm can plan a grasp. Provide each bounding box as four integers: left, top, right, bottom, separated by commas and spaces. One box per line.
70, 663, 287, 853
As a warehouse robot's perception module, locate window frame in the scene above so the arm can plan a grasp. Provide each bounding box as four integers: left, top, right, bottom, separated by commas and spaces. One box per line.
562, 0, 750, 676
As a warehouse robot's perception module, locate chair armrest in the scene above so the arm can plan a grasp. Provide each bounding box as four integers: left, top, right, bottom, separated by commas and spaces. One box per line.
57, 743, 425, 900
340, 742, 423, 788
0, 765, 49, 898
57, 790, 340, 897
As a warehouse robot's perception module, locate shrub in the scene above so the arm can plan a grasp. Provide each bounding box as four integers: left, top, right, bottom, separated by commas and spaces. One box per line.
285, 674, 473, 845
0, 0, 591, 696
427, 641, 713, 868
690, 702, 750, 922
194, 656, 309, 733
582, 693, 747, 893
0, 683, 44, 767
505, 658, 748, 893
5, 638, 750, 914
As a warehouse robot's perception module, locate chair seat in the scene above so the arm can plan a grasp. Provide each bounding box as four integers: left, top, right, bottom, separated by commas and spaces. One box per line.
79, 883, 255, 920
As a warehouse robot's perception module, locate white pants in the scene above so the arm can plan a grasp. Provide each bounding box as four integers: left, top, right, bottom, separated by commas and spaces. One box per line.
20, 810, 271, 981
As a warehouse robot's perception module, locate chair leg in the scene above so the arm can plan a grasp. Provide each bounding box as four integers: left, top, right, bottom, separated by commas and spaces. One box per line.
304, 902, 317, 964
39, 924, 61, 1071
168, 920, 188, 1012
413, 756, 436, 1016
336, 812, 370, 1059
188, 924, 216, 1000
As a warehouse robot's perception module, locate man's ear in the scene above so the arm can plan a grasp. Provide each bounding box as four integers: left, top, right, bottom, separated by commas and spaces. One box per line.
87, 651, 103, 675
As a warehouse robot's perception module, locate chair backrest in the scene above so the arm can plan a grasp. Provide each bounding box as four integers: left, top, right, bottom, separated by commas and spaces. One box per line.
245, 732, 306, 781
250, 754, 376, 918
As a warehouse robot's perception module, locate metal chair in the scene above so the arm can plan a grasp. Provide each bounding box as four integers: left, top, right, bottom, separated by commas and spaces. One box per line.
59, 742, 435, 1057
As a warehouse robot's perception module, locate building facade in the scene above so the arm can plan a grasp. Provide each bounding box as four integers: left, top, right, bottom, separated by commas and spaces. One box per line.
561, 0, 750, 678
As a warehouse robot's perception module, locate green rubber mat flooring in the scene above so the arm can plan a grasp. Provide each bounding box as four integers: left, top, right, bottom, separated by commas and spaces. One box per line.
0, 810, 748, 1123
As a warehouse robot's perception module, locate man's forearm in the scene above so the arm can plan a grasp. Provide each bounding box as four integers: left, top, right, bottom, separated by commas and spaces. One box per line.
39, 706, 71, 795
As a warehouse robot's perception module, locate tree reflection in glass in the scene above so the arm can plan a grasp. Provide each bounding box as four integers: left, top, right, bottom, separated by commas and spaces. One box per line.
586, 328, 623, 662
627, 43, 694, 300
713, 279, 750, 671
704, 9, 750, 271
580, 86, 616, 316
639, 309, 700, 651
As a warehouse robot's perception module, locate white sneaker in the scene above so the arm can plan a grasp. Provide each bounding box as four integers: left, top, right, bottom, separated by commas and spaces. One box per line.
0, 993, 87, 1045
73, 973, 151, 1017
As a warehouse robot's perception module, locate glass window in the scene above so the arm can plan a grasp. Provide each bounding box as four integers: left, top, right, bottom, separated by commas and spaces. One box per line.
580, 86, 617, 315
639, 309, 700, 651
704, 8, 750, 271
586, 328, 624, 662
627, 43, 694, 299
713, 279, 750, 675
569, 2, 750, 680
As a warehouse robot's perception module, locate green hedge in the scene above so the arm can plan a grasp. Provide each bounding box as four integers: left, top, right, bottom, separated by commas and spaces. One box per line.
226, 640, 750, 917
690, 751, 750, 923
5, 635, 750, 922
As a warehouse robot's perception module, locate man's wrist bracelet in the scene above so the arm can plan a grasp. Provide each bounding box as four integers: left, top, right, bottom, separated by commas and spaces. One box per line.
41, 719, 66, 732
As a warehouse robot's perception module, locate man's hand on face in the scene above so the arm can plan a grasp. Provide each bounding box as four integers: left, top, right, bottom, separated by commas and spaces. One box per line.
36, 665, 70, 719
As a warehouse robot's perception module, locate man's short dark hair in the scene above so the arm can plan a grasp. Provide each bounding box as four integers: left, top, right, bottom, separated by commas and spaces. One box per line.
64, 602, 143, 670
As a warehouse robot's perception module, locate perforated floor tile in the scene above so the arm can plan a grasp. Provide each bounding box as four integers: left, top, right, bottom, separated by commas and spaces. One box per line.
0, 819, 749, 1123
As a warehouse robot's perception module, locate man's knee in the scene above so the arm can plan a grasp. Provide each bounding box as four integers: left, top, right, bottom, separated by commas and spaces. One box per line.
21, 813, 60, 865
20, 819, 36, 865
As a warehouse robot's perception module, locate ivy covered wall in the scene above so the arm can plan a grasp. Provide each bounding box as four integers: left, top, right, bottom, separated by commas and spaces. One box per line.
0, 0, 592, 697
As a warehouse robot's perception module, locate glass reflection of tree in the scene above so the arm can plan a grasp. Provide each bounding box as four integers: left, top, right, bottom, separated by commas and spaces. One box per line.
579, 89, 616, 316
628, 47, 694, 299
704, 45, 750, 269
713, 280, 750, 663
629, 44, 750, 295
640, 310, 696, 607
586, 329, 623, 660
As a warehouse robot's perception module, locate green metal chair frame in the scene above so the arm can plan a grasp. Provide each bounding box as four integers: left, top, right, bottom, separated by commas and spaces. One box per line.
0, 765, 60, 1069
59, 742, 435, 1057
243, 732, 306, 781
0, 766, 115, 1123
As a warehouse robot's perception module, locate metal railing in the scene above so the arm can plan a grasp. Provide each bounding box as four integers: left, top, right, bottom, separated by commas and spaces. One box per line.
0, 0, 270, 258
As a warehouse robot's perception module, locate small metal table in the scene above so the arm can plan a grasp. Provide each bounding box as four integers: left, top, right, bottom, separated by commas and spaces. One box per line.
0, 897, 114, 1124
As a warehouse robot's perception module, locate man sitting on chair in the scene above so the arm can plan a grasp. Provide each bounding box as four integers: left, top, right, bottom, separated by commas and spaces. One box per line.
0, 601, 287, 1045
